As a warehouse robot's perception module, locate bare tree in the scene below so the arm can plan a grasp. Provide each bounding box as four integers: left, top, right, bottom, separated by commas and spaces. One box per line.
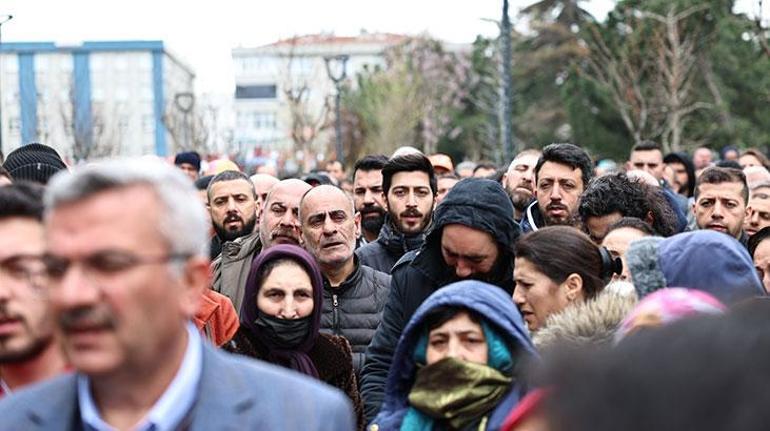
58, 82, 123, 162
162, 97, 210, 155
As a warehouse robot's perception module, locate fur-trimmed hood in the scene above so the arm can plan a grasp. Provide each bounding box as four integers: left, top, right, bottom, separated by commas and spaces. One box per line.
534, 289, 639, 352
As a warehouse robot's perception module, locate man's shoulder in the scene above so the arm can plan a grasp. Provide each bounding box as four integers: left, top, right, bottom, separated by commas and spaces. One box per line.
356, 240, 385, 258
391, 249, 419, 272
0, 373, 77, 428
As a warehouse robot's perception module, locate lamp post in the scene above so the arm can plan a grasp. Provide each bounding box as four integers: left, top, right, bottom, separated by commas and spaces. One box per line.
324, 54, 349, 166
174, 92, 195, 150
500, 0, 514, 162
0, 15, 13, 159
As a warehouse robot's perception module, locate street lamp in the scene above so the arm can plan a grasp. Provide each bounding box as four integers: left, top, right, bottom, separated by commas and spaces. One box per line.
0, 14, 13, 159
324, 54, 349, 166
174, 92, 195, 150
500, 0, 514, 162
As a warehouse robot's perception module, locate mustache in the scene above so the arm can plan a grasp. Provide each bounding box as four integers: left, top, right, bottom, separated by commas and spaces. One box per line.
224, 214, 243, 224
271, 227, 300, 240
400, 208, 424, 218
59, 306, 115, 332
546, 203, 568, 211
359, 205, 386, 216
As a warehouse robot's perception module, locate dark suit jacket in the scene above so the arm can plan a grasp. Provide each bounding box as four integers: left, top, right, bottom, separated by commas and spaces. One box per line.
0, 342, 354, 431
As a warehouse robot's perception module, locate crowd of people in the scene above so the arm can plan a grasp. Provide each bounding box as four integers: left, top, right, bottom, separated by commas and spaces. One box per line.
0, 139, 769, 430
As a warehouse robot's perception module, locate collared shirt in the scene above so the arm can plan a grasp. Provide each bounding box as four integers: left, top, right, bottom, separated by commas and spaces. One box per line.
77, 322, 203, 431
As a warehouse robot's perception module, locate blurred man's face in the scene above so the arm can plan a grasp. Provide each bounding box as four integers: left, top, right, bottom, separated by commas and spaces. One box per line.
325, 161, 345, 182
259, 180, 312, 248
629, 150, 664, 182
536, 161, 584, 227
208, 180, 257, 242
176, 163, 199, 181
436, 177, 459, 204
666, 161, 689, 195
504, 154, 539, 212
301, 186, 360, 270
693, 182, 747, 239
45, 186, 203, 376
0, 218, 52, 364
602, 227, 649, 282
385, 171, 435, 235
584, 212, 623, 244
744, 197, 770, 237
693, 148, 713, 170
353, 169, 386, 236
753, 239, 770, 294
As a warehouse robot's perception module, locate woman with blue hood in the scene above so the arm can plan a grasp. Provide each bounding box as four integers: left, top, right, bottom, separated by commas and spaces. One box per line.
370, 281, 536, 431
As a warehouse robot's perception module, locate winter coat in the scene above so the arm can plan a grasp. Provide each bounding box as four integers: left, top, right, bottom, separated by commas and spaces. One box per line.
370, 280, 537, 431
321, 259, 391, 373
225, 328, 365, 430
626, 230, 766, 304
533, 289, 638, 352
355, 218, 425, 274
194, 289, 240, 347
520, 200, 544, 233
211, 231, 262, 315
360, 178, 520, 422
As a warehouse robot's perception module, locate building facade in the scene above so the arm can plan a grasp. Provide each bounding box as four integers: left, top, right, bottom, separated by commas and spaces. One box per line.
231, 33, 408, 166
0, 40, 194, 160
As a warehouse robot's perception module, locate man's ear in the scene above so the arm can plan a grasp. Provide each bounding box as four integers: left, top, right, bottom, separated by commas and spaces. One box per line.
179, 256, 210, 319
354, 211, 361, 238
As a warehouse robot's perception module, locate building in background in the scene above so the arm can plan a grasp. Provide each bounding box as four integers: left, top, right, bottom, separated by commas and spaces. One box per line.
231, 32, 408, 171
0, 40, 194, 161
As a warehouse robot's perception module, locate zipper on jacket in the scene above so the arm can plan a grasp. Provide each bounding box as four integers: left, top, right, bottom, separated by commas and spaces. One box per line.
332, 293, 340, 334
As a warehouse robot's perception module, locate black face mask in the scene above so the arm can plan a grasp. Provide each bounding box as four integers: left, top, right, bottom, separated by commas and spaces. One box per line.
253, 311, 312, 350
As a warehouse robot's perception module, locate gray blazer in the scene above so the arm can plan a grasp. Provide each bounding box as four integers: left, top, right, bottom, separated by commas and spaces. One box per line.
0, 342, 355, 431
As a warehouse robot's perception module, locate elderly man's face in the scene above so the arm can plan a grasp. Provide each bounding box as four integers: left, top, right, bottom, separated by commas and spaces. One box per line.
301, 186, 360, 270
745, 197, 770, 237
259, 180, 312, 248
44, 186, 203, 376
0, 217, 52, 364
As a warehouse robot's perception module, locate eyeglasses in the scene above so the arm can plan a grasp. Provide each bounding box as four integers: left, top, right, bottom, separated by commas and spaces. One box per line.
0, 254, 49, 296
41, 250, 192, 286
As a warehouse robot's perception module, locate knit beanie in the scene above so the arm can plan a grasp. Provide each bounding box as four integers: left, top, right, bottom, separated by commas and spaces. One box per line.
3, 143, 68, 185
174, 151, 201, 171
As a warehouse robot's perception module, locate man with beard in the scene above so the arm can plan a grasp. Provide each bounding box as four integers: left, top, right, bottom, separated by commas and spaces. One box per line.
300, 185, 391, 372
360, 178, 519, 421
0, 183, 66, 397
209, 171, 260, 313
0, 158, 354, 429
356, 154, 436, 274
521, 143, 594, 232
502, 149, 541, 221
352, 155, 389, 245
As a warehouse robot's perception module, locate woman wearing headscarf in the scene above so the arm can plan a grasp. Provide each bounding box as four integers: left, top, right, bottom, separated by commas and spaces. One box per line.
224, 244, 364, 428
370, 280, 537, 430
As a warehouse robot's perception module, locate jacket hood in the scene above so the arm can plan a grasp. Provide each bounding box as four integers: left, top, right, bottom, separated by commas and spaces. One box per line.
533, 289, 638, 352
626, 230, 765, 304
412, 178, 519, 286
375, 280, 536, 428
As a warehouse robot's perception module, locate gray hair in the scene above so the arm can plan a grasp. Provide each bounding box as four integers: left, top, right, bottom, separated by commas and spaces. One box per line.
44, 157, 209, 268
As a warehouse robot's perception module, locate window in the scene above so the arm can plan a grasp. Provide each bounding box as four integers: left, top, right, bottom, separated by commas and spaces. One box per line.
235, 84, 277, 99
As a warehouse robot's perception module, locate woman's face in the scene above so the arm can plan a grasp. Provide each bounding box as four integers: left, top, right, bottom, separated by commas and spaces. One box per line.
257, 262, 314, 319
426, 311, 488, 365
513, 257, 574, 332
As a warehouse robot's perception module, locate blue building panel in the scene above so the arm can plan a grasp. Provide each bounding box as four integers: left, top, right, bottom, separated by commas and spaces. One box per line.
73, 51, 93, 152
152, 51, 167, 156
17, 53, 37, 144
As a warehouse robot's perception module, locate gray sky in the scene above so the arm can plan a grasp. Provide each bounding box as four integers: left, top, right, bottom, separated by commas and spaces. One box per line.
2, 0, 766, 94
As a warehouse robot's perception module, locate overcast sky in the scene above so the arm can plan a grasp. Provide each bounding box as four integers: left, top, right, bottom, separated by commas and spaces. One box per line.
2, 0, 766, 94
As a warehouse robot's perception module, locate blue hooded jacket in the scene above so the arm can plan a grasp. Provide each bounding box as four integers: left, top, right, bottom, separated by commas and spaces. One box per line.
626, 230, 765, 304
371, 281, 537, 430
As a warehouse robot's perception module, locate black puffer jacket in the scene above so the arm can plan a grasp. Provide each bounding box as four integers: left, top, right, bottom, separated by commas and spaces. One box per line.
355, 216, 425, 274
359, 178, 520, 421
320, 258, 391, 373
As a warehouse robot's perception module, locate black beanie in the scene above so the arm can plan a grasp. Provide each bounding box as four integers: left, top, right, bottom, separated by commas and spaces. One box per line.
3, 143, 68, 185
174, 151, 202, 171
